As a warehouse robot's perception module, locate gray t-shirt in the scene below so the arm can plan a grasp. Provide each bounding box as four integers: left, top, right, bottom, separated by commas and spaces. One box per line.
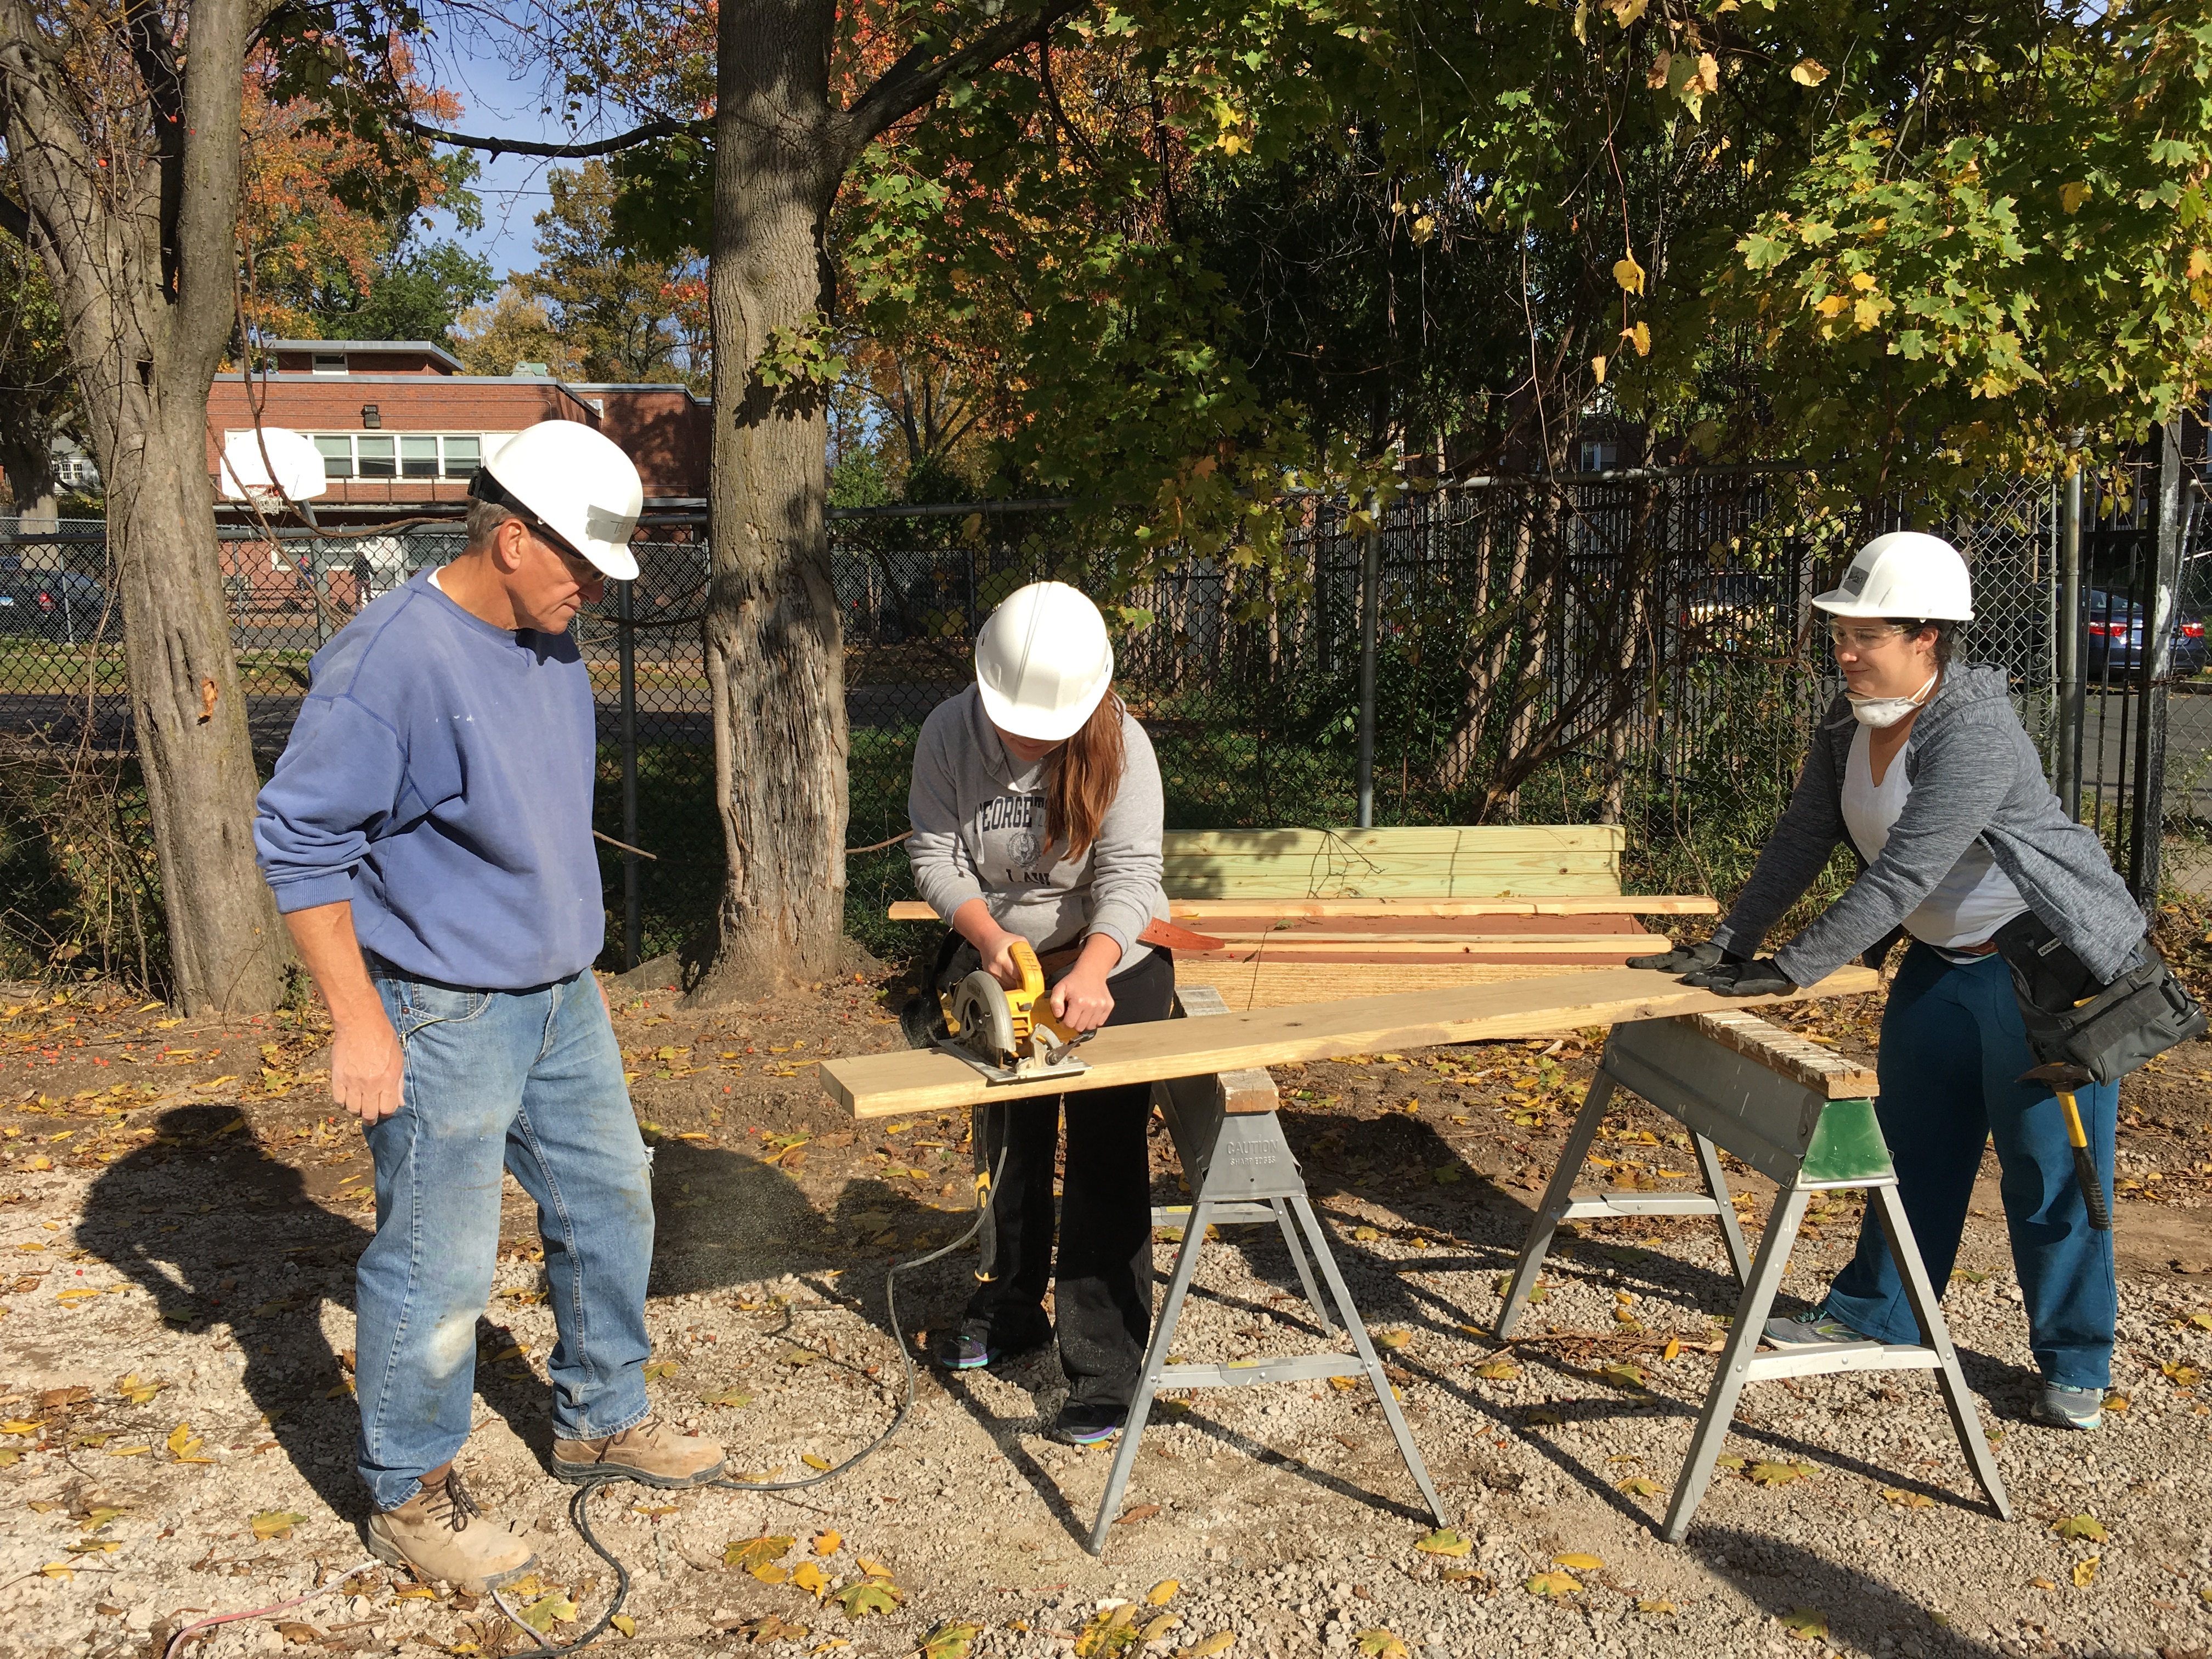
906, 686, 1170, 968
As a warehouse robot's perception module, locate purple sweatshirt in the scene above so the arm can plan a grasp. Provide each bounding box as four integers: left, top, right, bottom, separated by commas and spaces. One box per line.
252, 566, 605, 989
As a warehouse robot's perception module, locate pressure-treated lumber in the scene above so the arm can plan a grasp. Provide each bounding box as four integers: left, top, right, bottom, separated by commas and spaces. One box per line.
1174, 960, 1595, 1013
1684, 1007, 1880, 1099
885, 895, 1719, 922
820, 965, 1882, 1119
1192, 936, 1666, 956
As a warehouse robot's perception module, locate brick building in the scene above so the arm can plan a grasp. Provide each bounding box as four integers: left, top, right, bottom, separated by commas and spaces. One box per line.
206, 340, 710, 522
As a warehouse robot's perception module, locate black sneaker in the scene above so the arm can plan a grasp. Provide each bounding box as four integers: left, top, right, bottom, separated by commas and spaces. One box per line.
931, 1319, 998, 1371
1049, 1401, 1127, 1446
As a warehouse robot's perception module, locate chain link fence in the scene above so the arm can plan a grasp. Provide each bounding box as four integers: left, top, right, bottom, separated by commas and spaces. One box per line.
4, 464, 2208, 973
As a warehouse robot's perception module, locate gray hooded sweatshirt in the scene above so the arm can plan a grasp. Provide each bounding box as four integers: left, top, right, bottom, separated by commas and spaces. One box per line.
907, 686, 1170, 969
1714, 663, 2146, 987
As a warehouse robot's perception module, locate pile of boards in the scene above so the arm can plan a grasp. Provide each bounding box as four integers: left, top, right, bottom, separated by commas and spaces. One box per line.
889, 825, 1717, 1011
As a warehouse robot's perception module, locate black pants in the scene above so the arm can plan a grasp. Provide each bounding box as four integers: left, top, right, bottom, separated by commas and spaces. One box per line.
965, 948, 1175, 1409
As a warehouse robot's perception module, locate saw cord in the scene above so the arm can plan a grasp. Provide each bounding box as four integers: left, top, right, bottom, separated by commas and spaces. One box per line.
164, 1143, 1010, 1659
490, 1138, 1011, 1656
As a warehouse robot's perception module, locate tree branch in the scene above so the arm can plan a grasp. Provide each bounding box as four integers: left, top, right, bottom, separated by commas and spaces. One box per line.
394, 114, 705, 160
836, 0, 1091, 160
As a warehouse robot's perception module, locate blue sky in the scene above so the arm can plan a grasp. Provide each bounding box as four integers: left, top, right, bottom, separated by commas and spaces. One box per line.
419, 47, 580, 280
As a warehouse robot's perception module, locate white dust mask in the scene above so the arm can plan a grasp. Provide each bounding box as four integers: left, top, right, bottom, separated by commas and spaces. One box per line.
1848, 670, 1939, 728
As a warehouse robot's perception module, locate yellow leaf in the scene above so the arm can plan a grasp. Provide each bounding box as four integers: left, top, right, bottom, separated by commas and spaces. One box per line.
1375, 1329, 1411, 1350
1525, 1570, 1581, 1597
105, 1445, 151, 1458
1175, 1635, 1235, 1659
1, 1419, 42, 1435
724, 1535, 795, 1571
641, 1359, 680, 1380
1790, 58, 1829, 85
1472, 1357, 1520, 1381
1660, 1336, 1680, 1362
2072, 1557, 2099, 1589
1604, 0, 1647, 22
802, 1453, 832, 1471
115, 1373, 170, 1406
2052, 1514, 2107, 1542
610, 1616, 637, 1639
1637, 1598, 1676, 1613
165, 1421, 213, 1463
392, 1585, 436, 1601
1612, 256, 1646, 296
153, 1018, 182, 1029
1146, 1579, 1180, 1605
1415, 1529, 1473, 1557
1780, 1607, 1828, 1641
1592, 356, 1608, 386
1554, 1553, 1604, 1571
812, 1531, 842, 1555
1141, 1613, 1181, 1641
1879, 1487, 1934, 1510
1351, 1227, 1381, 1242
921, 1623, 984, 1659
1617, 1476, 1663, 1497
251, 1510, 308, 1540
856, 1556, 893, 1581
790, 1561, 828, 1599
2061, 181, 2091, 214
1748, 1461, 1811, 1487
38, 1563, 73, 1581
1629, 321, 1651, 357
1354, 1633, 1408, 1659
1815, 295, 1850, 319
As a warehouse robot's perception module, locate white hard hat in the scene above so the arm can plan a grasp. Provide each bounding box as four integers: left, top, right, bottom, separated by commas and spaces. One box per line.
974, 582, 1115, 742
1810, 531, 1974, 621
472, 421, 643, 580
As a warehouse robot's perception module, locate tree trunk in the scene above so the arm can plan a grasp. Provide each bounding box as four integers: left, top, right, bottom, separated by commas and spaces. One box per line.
1, 0, 284, 1013
691, 0, 853, 1000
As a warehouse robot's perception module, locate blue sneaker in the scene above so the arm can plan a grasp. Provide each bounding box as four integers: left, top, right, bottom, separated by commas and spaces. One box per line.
932, 1319, 997, 1371
1049, 1402, 1127, 1446
1762, 1308, 1875, 1350
2030, 1383, 2103, 1431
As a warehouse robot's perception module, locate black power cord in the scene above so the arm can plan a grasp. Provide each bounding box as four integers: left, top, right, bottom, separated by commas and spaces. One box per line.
498, 1140, 1009, 1656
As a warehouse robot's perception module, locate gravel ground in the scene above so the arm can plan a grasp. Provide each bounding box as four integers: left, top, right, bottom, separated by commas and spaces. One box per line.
1, 972, 2209, 1659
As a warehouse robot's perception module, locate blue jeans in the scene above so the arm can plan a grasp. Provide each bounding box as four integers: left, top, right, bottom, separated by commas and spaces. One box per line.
1822, 944, 2118, 1391
357, 961, 654, 1510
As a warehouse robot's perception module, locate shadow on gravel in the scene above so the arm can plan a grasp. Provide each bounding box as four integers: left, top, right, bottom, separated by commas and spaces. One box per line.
1685, 1525, 2007, 1658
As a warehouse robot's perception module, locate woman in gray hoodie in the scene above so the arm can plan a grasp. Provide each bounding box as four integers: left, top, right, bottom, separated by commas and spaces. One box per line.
906, 582, 1173, 1446
1636, 533, 2146, 1431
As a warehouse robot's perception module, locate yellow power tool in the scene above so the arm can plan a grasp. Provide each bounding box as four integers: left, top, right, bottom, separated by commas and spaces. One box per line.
936, 938, 1094, 1084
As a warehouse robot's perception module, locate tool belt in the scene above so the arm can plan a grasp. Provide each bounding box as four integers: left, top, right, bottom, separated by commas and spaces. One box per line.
1990, 911, 2205, 1086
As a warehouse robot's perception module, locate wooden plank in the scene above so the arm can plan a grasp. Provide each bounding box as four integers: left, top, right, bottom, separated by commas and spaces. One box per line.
1180, 960, 1598, 1012
819, 964, 1883, 1118
1199, 932, 1666, 947
1158, 857, 1622, 901
885, 895, 1720, 922
1683, 1008, 1880, 1100
1175, 984, 1279, 1115
1160, 826, 1627, 856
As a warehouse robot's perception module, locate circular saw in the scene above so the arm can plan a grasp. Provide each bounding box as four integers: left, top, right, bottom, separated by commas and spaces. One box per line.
936, 937, 1094, 1084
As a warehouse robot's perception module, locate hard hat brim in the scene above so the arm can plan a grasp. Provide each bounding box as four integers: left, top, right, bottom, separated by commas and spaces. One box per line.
976, 661, 1114, 743
584, 541, 640, 582
1811, 588, 1972, 621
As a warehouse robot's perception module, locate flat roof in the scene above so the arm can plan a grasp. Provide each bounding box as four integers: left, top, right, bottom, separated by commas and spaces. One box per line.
257, 339, 466, 373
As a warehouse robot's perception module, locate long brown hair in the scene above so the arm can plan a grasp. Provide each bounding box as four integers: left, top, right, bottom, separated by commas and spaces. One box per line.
1044, 689, 1127, 861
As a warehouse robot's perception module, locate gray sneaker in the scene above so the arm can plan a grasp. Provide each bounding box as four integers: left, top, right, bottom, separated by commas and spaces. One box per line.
2029, 1383, 2103, 1431
1762, 1309, 1875, 1350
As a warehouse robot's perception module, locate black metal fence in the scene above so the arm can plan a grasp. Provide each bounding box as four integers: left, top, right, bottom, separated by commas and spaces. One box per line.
4, 453, 2208, 970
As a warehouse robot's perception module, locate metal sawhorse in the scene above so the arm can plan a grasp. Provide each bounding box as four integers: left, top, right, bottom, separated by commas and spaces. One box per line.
1498, 1006, 2010, 1540
1084, 986, 1448, 1554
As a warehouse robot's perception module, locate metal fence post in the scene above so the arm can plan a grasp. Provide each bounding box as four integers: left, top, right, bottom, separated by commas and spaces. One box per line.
2056, 463, 2085, 820
1356, 499, 1380, 829
617, 575, 641, 971
2127, 422, 2185, 906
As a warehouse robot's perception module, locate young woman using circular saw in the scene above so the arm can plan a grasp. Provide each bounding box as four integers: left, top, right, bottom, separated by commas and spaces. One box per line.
1634, 532, 2149, 1431
905, 580, 1176, 1446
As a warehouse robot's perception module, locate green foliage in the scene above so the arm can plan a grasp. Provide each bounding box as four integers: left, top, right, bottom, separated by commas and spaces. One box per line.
319, 240, 497, 343
511, 161, 708, 388
0, 735, 166, 994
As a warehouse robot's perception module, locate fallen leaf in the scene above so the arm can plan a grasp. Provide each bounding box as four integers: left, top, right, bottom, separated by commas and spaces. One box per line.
1747, 1460, 1810, 1487
1553, 1553, 1604, 1571
165, 1421, 214, 1464
641, 1359, 680, 1381
2052, 1514, 2107, 1542
1714, 1453, 1746, 1470
250, 1510, 308, 1540
698, 1388, 752, 1408
1617, 1476, 1663, 1498
1140, 1613, 1181, 1641
1174, 1635, 1235, 1659
1660, 1336, 1681, 1362
608, 1613, 636, 1639
1525, 1570, 1581, 1597
856, 1555, 893, 1580
724, 1535, 794, 1572
1879, 1487, 1935, 1510
1472, 1357, 1520, 1381
811, 1531, 841, 1556
789, 1560, 828, 1599
740, 1613, 809, 1643
832, 1579, 901, 1617
38, 1564, 74, 1582
274, 1623, 321, 1645
919, 1622, 984, 1659
1637, 1599, 1676, 1614
1351, 1226, 1382, 1242
1353, 1632, 1408, 1659
1525, 1408, 1564, 1427
1780, 1607, 1828, 1641
1374, 1329, 1411, 1350
1116, 1503, 1162, 1525
2073, 1556, 2099, 1589
1598, 1362, 1646, 1390
115, 1373, 170, 1406
802, 1453, 832, 1471
2031, 1577, 2057, 1592
1145, 1579, 1179, 1606
1415, 1529, 1473, 1558
1074, 1605, 1138, 1656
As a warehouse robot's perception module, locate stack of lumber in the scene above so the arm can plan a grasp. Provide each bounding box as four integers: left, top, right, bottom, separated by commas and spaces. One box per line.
888, 825, 1717, 1012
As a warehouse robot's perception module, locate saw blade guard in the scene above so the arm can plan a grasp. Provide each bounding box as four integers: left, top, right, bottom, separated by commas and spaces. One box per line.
949, 970, 1020, 1065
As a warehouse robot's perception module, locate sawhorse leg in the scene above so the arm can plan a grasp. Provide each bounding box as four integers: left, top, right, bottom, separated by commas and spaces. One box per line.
1873, 1182, 2010, 1519
1497, 1074, 1616, 1338
1693, 1131, 1753, 1285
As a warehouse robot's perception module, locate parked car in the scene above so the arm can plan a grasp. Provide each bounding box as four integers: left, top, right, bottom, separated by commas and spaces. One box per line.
2085, 586, 2208, 682
0, 568, 118, 641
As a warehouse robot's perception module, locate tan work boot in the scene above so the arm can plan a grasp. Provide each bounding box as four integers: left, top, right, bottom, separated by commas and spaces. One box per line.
366, 1469, 534, 1594
552, 1414, 725, 1487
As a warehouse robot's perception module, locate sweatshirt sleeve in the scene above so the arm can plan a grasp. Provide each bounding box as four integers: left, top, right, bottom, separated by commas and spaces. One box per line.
1711, 716, 1849, 960
252, 695, 407, 913
1772, 710, 2015, 985
1083, 716, 1167, 960
906, 705, 984, 923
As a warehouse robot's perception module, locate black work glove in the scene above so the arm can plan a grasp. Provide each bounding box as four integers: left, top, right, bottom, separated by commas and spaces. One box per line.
1680, 956, 1796, 996
1626, 939, 1739, 973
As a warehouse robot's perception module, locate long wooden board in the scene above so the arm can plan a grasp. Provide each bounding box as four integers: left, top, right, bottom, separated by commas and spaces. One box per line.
820, 965, 1882, 1119
1193, 936, 1665, 954
1175, 960, 1595, 1012
1160, 827, 1627, 856
885, 895, 1719, 922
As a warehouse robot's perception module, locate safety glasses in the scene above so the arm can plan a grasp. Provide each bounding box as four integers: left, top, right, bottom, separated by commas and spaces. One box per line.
1825, 622, 1910, 651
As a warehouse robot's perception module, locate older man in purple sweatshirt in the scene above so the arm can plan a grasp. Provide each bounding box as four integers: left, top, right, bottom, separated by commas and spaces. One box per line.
254, 421, 721, 1593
